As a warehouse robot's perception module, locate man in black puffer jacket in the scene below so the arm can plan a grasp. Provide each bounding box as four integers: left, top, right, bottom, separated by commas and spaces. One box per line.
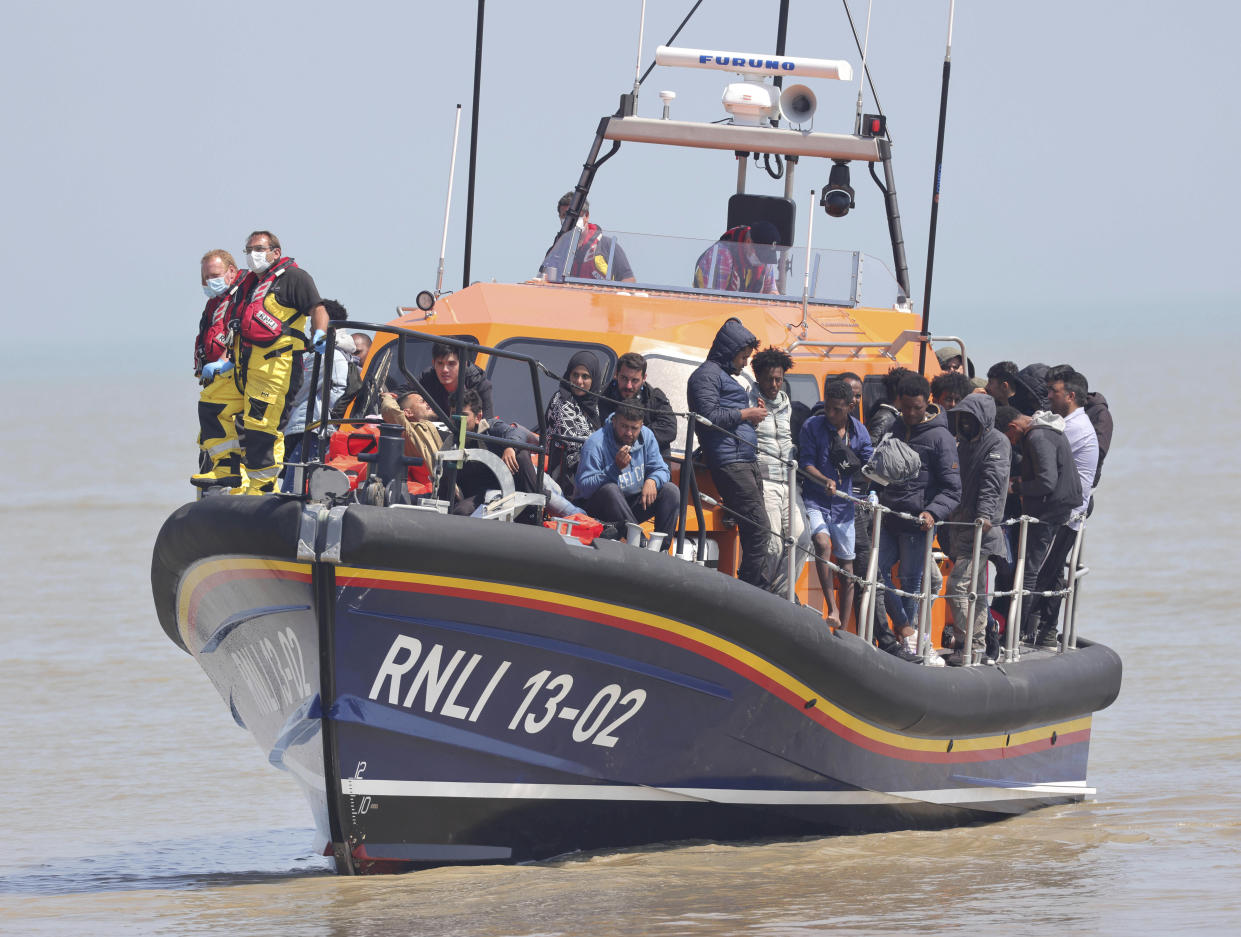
876, 373, 961, 657
856, 366, 914, 656
598, 351, 678, 463
687, 318, 770, 588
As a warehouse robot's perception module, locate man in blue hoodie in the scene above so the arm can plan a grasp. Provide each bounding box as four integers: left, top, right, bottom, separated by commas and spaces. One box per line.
575, 404, 679, 538
799, 379, 873, 627
876, 372, 962, 657
687, 318, 770, 587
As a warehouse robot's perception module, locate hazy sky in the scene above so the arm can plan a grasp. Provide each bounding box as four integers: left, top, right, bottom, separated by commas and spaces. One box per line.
2, 1, 1237, 374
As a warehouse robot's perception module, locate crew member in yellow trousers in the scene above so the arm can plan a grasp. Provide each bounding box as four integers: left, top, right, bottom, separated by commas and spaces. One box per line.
229, 230, 328, 494
192, 249, 250, 489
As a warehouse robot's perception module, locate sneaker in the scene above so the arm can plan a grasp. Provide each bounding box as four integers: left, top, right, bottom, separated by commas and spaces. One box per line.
880, 641, 920, 662
946, 647, 990, 667
919, 637, 946, 667
1035, 628, 1059, 649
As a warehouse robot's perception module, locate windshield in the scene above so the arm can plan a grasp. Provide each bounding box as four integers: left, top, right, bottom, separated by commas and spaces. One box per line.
540, 228, 903, 309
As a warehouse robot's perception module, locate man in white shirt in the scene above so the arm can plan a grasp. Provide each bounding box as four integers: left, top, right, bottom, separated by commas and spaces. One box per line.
1027, 370, 1098, 647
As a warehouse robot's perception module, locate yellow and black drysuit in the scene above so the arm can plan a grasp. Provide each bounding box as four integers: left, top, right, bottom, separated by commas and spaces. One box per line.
192, 273, 253, 487
198, 257, 323, 493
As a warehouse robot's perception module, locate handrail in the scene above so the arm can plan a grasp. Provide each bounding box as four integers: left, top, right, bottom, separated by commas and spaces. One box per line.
678, 405, 1089, 664
305, 321, 552, 521
295, 330, 1088, 664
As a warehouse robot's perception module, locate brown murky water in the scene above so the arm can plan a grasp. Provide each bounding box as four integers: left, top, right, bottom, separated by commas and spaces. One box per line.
2, 353, 1237, 935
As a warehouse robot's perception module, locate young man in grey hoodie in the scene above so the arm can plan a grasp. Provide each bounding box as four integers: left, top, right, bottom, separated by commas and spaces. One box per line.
943, 394, 1010, 665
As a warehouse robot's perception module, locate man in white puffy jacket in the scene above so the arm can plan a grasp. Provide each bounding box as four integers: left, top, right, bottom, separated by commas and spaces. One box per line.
749, 348, 810, 595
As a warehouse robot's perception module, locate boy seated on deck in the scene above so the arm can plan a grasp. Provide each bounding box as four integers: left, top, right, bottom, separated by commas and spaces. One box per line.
456, 391, 586, 522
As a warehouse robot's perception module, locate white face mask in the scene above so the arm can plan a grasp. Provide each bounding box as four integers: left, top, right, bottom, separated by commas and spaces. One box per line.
202, 276, 228, 298
247, 250, 271, 273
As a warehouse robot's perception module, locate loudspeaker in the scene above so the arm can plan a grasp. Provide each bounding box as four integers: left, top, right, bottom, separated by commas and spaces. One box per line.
779, 84, 817, 125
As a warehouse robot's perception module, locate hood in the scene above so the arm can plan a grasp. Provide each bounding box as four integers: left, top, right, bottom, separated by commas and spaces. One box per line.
1087, 390, 1109, 409
754, 386, 790, 411
948, 392, 995, 437
334, 331, 356, 354
1031, 409, 1066, 432
899, 402, 948, 436
1018, 363, 1049, 408
560, 349, 603, 397
706, 317, 759, 374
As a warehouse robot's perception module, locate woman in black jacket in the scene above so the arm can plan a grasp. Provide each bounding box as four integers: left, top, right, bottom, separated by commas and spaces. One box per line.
544, 350, 603, 491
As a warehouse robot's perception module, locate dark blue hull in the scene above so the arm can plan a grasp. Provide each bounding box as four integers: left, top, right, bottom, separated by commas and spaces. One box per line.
153, 497, 1121, 874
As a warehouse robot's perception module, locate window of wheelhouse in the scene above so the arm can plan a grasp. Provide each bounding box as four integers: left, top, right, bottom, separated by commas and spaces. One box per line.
641, 354, 706, 458
485, 338, 617, 430
783, 373, 821, 412
861, 374, 886, 421
351, 333, 479, 418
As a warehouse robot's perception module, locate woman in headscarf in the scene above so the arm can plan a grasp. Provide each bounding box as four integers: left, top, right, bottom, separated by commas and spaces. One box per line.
545, 349, 603, 491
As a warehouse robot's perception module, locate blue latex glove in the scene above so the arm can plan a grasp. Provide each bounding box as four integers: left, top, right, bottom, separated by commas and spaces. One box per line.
202, 359, 234, 380
312, 329, 328, 354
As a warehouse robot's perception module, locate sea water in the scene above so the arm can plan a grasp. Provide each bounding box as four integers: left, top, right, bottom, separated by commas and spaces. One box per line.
1, 344, 1237, 936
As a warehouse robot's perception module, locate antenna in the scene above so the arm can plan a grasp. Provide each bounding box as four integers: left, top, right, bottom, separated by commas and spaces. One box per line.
918, 0, 956, 374
632, 0, 647, 98
436, 105, 463, 298
852, 0, 875, 134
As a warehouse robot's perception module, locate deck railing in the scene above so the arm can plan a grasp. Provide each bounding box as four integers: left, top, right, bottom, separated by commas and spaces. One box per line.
292, 322, 552, 515
677, 407, 1090, 665
291, 329, 1088, 665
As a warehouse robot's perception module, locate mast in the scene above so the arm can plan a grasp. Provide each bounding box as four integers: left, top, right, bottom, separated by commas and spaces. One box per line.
462, 0, 485, 289
773, 0, 790, 89
918, 1, 955, 373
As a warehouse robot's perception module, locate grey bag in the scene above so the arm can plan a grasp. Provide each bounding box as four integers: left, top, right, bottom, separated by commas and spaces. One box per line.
862, 433, 921, 487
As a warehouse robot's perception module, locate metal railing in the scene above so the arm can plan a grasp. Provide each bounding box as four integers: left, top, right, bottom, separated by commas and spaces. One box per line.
675, 407, 1090, 665
291, 322, 552, 519
289, 334, 1088, 664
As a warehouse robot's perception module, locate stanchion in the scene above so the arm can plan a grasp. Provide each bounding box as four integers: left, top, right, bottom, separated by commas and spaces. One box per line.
963, 517, 984, 666
859, 503, 883, 645
1007, 516, 1031, 662
916, 525, 935, 663
1062, 525, 1087, 651
784, 459, 798, 603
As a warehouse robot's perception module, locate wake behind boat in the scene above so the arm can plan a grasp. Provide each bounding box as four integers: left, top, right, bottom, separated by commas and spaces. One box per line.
153, 7, 1121, 875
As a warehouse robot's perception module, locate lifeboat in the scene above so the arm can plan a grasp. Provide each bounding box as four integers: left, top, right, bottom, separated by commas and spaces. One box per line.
152, 23, 1121, 875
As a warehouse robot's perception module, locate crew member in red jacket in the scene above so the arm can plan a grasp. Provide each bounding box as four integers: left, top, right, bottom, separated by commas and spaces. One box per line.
191, 249, 249, 487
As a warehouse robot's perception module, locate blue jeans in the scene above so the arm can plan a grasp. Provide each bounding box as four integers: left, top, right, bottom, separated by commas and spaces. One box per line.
877, 524, 928, 630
